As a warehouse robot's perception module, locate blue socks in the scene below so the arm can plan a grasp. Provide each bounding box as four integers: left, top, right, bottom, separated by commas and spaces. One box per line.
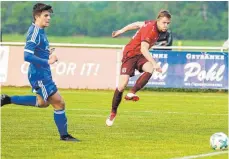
54, 110, 68, 136
11, 96, 37, 106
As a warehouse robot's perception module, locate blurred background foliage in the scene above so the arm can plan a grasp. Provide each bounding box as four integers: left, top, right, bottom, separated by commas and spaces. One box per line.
1, 1, 228, 40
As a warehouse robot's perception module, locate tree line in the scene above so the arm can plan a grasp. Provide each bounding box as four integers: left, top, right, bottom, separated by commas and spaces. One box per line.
1, 1, 228, 40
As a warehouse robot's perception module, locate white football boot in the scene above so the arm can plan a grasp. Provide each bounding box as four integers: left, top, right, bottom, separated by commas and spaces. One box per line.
106, 112, 116, 127
124, 92, 139, 101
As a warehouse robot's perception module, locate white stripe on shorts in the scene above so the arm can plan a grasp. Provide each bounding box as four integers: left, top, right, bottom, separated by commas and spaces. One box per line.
38, 81, 48, 101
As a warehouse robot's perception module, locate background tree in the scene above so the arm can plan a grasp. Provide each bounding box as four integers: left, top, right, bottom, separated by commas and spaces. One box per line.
1, 1, 228, 40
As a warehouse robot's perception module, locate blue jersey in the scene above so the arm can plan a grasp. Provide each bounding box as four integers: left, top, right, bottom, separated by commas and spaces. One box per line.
24, 23, 51, 81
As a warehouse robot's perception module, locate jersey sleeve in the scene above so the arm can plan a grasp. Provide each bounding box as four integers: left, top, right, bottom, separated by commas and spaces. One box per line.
141, 24, 154, 44
24, 27, 49, 66
24, 27, 40, 54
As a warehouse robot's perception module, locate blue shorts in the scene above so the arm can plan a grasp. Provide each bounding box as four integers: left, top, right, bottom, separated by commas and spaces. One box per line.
29, 78, 58, 102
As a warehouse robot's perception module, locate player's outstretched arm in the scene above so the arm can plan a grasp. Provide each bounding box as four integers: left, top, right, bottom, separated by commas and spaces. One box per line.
141, 41, 162, 73
112, 21, 145, 38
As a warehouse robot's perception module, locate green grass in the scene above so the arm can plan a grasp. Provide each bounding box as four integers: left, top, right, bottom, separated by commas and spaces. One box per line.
1, 87, 228, 159
2, 34, 225, 46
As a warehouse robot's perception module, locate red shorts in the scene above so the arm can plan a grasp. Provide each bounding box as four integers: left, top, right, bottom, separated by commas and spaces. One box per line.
120, 54, 148, 77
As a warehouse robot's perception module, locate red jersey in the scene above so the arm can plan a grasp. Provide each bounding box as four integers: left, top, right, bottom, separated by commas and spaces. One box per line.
122, 20, 160, 60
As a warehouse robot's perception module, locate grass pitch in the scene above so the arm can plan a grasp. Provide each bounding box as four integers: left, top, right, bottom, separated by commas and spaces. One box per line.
1, 87, 228, 159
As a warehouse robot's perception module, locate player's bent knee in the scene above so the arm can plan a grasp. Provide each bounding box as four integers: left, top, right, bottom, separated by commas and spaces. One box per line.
118, 80, 129, 92
146, 69, 154, 74
60, 100, 65, 108
53, 100, 65, 110
36, 95, 50, 108
38, 102, 50, 108
144, 66, 154, 74
146, 66, 154, 74
57, 98, 65, 106
142, 62, 154, 73
118, 83, 127, 92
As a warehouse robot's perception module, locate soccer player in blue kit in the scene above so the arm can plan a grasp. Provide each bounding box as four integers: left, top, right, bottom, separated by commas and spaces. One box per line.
1, 3, 79, 142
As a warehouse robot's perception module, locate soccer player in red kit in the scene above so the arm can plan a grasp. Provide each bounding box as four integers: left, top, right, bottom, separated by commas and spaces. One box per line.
106, 10, 171, 126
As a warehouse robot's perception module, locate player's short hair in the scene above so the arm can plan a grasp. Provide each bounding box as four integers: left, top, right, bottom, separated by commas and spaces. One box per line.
157, 10, 171, 19
33, 3, 53, 21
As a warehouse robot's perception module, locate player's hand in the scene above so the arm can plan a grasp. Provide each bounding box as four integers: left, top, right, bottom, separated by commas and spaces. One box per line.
48, 53, 58, 64
155, 67, 162, 73
112, 30, 123, 38
153, 64, 162, 73
49, 48, 55, 54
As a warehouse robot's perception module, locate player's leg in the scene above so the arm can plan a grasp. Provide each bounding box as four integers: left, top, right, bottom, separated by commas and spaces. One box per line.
130, 62, 153, 93
1, 86, 51, 107
106, 58, 135, 126
48, 92, 79, 141
106, 74, 129, 127
112, 74, 130, 113
125, 56, 154, 101
1, 94, 38, 107
35, 79, 78, 141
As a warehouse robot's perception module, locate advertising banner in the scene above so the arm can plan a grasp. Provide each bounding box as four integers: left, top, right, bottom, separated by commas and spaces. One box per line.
128, 50, 228, 89
2, 46, 118, 89
2, 46, 228, 90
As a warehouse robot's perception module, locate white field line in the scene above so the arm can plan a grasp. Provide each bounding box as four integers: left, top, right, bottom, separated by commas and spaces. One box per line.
170, 151, 228, 159
1, 88, 228, 98
2, 107, 227, 116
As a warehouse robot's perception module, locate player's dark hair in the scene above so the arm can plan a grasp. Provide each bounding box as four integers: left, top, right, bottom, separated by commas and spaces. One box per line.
157, 10, 171, 19
33, 3, 53, 21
